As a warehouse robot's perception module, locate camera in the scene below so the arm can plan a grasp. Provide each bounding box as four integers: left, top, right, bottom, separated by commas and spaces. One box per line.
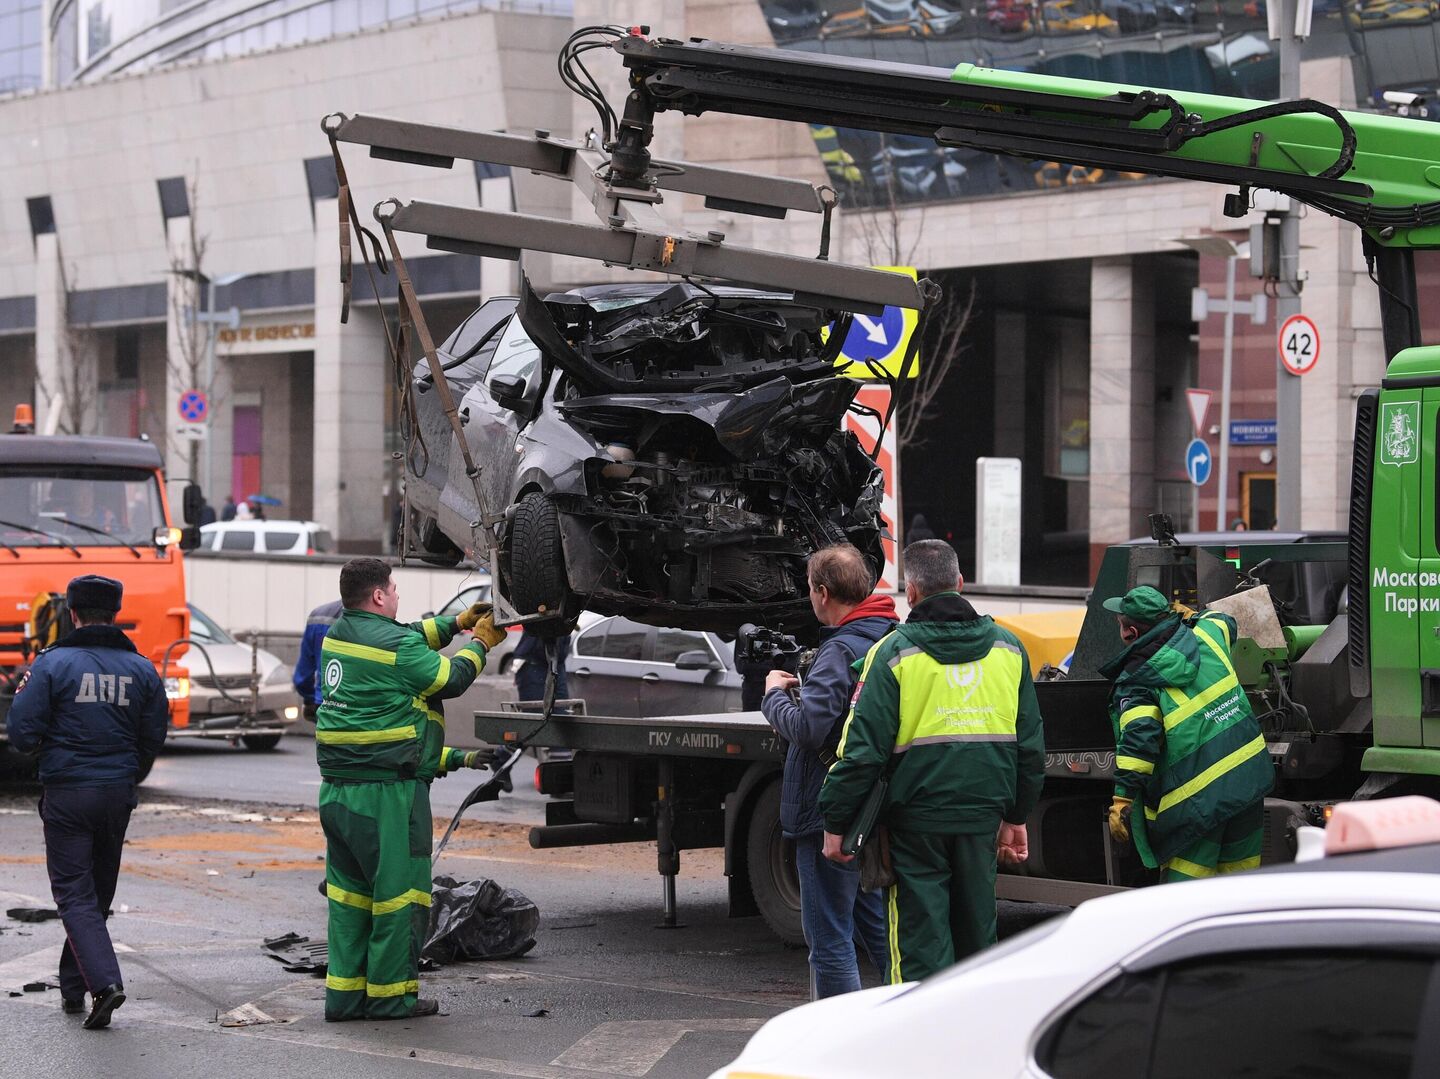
735, 623, 804, 674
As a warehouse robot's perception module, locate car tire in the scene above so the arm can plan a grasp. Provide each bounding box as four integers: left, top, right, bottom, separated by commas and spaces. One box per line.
745, 780, 804, 947
241, 734, 282, 752
506, 492, 570, 637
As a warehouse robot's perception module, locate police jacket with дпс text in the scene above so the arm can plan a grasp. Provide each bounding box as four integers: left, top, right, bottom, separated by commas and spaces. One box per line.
6, 625, 168, 786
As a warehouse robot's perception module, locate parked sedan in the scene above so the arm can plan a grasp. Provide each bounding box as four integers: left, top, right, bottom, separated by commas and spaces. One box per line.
568, 614, 743, 717
430, 581, 521, 674
181, 604, 298, 750
710, 801, 1440, 1078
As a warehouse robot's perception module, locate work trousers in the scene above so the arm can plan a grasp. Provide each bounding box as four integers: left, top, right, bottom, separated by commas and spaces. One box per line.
319, 778, 433, 1020
1162, 800, 1265, 883
884, 828, 997, 984
39, 784, 137, 1000
794, 832, 889, 999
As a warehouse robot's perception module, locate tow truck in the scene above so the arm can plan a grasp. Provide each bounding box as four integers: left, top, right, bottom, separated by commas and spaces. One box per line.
323, 29, 1440, 937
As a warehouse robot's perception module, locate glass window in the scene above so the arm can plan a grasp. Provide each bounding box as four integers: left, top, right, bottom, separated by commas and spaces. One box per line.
311, 529, 334, 553
574, 620, 607, 657
487, 315, 542, 391
430, 299, 516, 386
220, 530, 256, 551
600, 618, 647, 661
1043, 967, 1156, 1079
438, 586, 485, 618
0, 466, 164, 547
263, 529, 300, 551
654, 628, 712, 665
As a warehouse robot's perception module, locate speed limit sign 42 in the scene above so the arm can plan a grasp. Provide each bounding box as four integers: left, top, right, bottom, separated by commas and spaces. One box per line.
1278, 314, 1320, 376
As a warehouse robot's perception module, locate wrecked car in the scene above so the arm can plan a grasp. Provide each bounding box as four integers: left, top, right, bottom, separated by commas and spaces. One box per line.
403, 280, 886, 635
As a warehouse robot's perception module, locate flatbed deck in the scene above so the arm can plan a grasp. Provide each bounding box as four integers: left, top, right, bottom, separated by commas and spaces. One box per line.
473, 710, 784, 761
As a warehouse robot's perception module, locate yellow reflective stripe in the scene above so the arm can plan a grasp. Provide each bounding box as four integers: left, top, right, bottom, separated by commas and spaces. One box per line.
365, 979, 419, 998
1115, 755, 1154, 775
886, 884, 902, 985
1165, 857, 1217, 879
1146, 734, 1268, 819
836, 641, 888, 760
372, 888, 432, 916
326, 883, 372, 911
1195, 625, 1239, 679
422, 618, 441, 649
411, 698, 444, 728
322, 637, 397, 665
326, 973, 367, 992
423, 654, 452, 698
1119, 705, 1160, 730
315, 724, 417, 745
453, 644, 484, 672
1204, 615, 1233, 649
1163, 671, 1241, 730
1218, 855, 1261, 873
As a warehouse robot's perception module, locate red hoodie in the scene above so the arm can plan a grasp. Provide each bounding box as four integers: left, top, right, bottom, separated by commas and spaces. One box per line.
838, 593, 899, 627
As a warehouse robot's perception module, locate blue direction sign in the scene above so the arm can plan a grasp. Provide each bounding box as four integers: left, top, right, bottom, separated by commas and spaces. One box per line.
1185, 438, 1213, 486
1229, 419, 1277, 445
828, 265, 920, 379
178, 389, 208, 423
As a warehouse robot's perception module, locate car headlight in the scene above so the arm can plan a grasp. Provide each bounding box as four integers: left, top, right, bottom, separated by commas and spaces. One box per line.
283, 705, 300, 721
165, 676, 190, 700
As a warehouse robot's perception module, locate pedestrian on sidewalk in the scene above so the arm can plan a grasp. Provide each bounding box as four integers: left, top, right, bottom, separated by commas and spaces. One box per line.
315, 558, 505, 1022
6, 575, 168, 1029
294, 598, 344, 723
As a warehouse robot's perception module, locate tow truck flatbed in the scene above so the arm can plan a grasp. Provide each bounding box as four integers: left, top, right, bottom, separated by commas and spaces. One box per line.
473, 710, 783, 762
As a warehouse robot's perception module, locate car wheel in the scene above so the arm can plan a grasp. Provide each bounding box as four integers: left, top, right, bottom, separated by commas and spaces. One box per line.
506, 492, 571, 637
745, 780, 804, 946
242, 734, 282, 752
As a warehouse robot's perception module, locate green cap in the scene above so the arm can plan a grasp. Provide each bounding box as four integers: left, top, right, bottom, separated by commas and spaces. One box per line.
1102, 585, 1172, 624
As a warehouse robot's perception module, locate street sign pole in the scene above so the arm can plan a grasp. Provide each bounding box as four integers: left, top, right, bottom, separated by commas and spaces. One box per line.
1218, 254, 1236, 531
1274, 0, 1306, 529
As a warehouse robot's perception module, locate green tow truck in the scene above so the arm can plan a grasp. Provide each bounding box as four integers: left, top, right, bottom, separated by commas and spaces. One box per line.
330, 32, 1440, 933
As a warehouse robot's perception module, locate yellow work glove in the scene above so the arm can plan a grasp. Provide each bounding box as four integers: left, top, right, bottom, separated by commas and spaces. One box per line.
1108, 796, 1133, 843
470, 611, 506, 651
455, 601, 491, 631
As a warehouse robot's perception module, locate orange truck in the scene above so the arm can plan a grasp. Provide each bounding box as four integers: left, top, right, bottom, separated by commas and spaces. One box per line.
0, 412, 201, 776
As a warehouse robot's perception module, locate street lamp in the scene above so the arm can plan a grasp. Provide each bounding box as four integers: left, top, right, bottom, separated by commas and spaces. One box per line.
1174, 236, 1267, 531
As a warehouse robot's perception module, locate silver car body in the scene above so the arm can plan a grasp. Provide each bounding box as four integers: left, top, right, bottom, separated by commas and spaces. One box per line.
180, 604, 298, 740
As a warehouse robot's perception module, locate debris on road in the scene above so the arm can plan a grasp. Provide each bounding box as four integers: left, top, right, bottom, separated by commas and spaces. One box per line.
261, 932, 328, 974
6, 907, 59, 922
423, 876, 538, 963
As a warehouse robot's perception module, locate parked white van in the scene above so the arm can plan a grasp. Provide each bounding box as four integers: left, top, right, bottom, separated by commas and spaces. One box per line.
200, 519, 334, 556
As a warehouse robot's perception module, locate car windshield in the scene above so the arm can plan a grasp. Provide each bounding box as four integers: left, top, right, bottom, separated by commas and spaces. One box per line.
188, 605, 235, 645
887, 913, 1069, 1001
0, 466, 165, 547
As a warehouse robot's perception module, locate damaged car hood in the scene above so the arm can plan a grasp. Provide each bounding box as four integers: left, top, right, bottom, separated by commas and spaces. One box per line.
559, 377, 858, 461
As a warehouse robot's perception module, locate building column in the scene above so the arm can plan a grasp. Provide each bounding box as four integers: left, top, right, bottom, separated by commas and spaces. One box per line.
313, 200, 385, 551
1088, 256, 1155, 577
163, 218, 203, 507
33, 233, 97, 436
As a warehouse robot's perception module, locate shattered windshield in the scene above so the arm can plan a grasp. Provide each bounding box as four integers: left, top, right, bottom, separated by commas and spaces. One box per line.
0, 467, 166, 547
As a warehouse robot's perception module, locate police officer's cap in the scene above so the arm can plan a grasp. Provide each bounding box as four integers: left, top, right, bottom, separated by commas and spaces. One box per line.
1101, 585, 1172, 625
67, 574, 123, 613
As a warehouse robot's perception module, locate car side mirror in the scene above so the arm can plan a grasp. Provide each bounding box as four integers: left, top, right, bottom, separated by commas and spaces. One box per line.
675, 650, 722, 671
182, 483, 203, 525
490, 374, 527, 410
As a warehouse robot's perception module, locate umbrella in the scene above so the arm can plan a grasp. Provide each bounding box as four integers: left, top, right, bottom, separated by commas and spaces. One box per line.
246, 493, 282, 507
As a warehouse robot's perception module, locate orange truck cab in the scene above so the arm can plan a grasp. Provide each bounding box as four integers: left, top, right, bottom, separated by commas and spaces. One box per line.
0, 426, 198, 754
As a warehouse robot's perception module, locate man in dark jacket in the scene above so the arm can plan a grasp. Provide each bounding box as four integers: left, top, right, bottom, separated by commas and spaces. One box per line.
7, 575, 168, 1029
820, 540, 1045, 981
1100, 585, 1273, 882
294, 598, 344, 722
761, 543, 896, 998
514, 627, 570, 708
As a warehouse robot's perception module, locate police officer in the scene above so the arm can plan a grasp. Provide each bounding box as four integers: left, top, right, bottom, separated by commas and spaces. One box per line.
7, 575, 168, 1029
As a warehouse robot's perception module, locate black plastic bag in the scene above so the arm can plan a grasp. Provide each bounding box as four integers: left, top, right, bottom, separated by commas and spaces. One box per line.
423, 875, 539, 962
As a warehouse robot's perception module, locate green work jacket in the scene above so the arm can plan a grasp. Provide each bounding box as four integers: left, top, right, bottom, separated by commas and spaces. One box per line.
820, 592, 1046, 835
1100, 610, 1274, 868
315, 608, 486, 782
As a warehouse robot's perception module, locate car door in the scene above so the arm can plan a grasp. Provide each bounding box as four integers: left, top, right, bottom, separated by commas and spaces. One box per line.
568, 616, 645, 717
641, 627, 738, 716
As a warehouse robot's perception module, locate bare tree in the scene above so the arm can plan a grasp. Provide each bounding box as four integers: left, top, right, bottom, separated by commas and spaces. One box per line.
34, 248, 98, 435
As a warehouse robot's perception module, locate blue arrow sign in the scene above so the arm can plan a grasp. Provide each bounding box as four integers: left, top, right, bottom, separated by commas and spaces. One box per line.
1185, 438, 1212, 487
841, 306, 906, 365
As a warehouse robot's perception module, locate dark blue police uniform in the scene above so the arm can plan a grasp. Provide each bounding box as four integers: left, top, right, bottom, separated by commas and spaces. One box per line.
6, 575, 167, 1028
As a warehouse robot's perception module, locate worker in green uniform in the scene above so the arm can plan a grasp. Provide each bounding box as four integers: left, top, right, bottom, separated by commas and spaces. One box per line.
819, 540, 1045, 982
1100, 585, 1274, 883
316, 557, 507, 1022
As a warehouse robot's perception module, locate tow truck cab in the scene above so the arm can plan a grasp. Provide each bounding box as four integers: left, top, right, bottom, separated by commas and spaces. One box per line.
0, 425, 198, 744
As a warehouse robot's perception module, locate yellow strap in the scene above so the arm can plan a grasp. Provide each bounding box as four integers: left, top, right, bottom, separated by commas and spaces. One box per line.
422, 654, 452, 698
1165, 856, 1217, 879
322, 637, 397, 665
315, 724, 417, 745
326, 882, 373, 910
422, 617, 441, 649
373, 888, 433, 916
1147, 734, 1268, 819
326, 973, 367, 992
886, 884, 902, 985
1119, 704, 1161, 730
365, 979, 419, 998
1115, 755, 1155, 775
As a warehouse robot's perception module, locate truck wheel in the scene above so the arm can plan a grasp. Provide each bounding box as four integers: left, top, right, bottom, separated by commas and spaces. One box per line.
242, 734, 282, 752
745, 780, 804, 946
506, 492, 571, 637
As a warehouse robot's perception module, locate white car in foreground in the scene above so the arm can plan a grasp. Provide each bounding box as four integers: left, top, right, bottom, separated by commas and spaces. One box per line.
711, 799, 1440, 1079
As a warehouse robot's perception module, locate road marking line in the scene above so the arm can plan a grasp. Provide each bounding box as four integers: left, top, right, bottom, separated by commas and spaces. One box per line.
0, 944, 62, 990
552, 1019, 766, 1076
